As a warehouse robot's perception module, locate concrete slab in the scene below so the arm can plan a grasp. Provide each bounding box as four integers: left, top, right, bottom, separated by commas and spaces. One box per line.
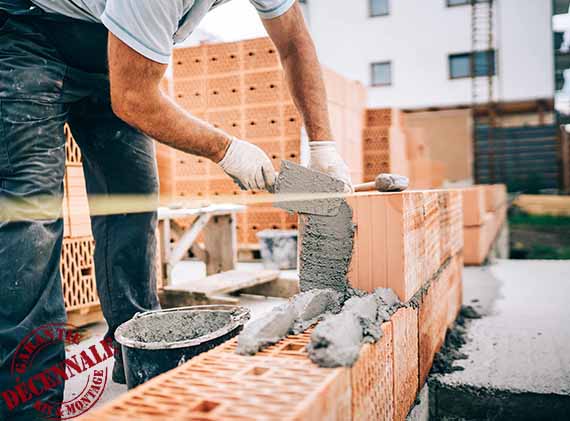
430, 259, 570, 420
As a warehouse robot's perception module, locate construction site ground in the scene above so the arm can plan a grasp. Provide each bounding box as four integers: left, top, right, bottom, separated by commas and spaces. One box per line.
70, 259, 570, 417
429, 259, 570, 420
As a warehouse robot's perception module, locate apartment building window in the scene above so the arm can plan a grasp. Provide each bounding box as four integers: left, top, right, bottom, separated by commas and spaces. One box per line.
371, 62, 392, 86
446, 0, 489, 6
446, 0, 470, 6
370, 0, 389, 17
449, 50, 496, 79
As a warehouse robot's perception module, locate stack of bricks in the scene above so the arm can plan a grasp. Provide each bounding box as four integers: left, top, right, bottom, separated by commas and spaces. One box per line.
61, 126, 100, 325
323, 68, 367, 184
83, 189, 465, 421
362, 111, 447, 190
402, 126, 446, 189
461, 184, 508, 265
157, 37, 367, 247
362, 108, 409, 184
159, 37, 303, 245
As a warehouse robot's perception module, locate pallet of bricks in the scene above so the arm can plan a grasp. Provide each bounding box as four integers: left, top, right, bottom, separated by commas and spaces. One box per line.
81, 188, 464, 421
61, 125, 102, 327
156, 37, 367, 249
362, 109, 445, 189
461, 184, 508, 265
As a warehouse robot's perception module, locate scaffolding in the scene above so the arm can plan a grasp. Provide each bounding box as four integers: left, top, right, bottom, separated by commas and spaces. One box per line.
471, 0, 498, 183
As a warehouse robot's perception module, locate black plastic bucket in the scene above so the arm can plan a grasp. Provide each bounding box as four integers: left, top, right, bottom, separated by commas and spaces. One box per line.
115, 305, 250, 389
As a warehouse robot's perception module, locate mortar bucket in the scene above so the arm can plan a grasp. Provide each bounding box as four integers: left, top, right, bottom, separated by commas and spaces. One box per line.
256, 229, 298, 270
115, 305, 250, 389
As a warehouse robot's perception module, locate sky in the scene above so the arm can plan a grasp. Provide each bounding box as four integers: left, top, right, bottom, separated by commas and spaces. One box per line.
182, 0, 268, 45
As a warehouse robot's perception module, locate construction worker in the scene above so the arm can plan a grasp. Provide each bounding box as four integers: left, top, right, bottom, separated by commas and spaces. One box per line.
0, 0, 351, 418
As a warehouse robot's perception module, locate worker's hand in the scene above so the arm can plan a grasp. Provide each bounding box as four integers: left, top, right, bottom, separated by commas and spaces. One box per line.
218, 137, 276, 191
308, 141, 353, 192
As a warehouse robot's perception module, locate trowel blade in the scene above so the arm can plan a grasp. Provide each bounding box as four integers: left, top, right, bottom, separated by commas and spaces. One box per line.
273, 160, 345, 216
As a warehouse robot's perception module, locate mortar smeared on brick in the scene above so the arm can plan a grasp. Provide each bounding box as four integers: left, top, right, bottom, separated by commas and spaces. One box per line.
236, 289, 343, 355
307, 288, 401, 367
274, 160, 355, 294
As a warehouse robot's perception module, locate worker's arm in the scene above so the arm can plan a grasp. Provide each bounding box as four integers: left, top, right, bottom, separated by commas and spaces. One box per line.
107, 33, 276, 191
262, 3, 352, 189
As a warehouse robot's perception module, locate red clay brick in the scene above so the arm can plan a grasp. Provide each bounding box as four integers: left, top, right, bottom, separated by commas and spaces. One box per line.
446, 256, 464, 328
172, 46, 207, 79
463, 212, 493, 265
351, 322, 394, 421
461, 186, 487, 227
365, 108, 402, 128
206, 108, 244, 138
484, 184, 507, 212
205, 41, 242, 75
64, 125, 82, 165
244, 70, 285, 105
347, 192, 428, 301
64, 165, 92, 238
418, 261, 453, 386
173, 78, 207, 111
244, 105, 282, 139
391, 306, 419, 421
242, 37, 280, 71
206, 75, 242, 108
81, 346, 350, 421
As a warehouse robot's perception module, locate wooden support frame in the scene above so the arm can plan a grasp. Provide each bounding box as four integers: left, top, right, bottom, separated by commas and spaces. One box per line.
157, 205, 245, 288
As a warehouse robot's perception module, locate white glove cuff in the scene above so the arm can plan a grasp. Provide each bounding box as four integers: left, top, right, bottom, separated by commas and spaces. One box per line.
309, 140, 336, 151
218, 137, 236, 169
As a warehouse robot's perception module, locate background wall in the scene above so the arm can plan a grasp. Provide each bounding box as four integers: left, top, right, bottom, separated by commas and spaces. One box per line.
404, 109, 473, 182
304, 0, 553, 108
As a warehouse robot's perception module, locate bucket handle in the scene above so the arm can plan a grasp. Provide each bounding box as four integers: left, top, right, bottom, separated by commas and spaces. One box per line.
132, 305, 250, 325
231, 306, 251, 325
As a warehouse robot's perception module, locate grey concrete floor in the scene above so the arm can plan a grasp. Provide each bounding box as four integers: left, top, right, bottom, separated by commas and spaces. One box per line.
431, 259, 570, 419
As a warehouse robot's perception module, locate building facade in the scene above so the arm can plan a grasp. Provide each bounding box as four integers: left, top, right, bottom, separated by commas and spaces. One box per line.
301, 0, 554, 108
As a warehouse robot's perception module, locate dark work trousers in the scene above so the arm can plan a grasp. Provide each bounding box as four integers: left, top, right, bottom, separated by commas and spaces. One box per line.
0, 13, 160, 420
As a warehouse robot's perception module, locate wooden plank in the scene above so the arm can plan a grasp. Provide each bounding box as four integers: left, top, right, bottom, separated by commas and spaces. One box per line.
203, 214, 237, 275
158, 290, 239, 308
238, 276, 300, 298
514, 194, 570, 216
164, 270, 279, 296
67, 305, 103, 327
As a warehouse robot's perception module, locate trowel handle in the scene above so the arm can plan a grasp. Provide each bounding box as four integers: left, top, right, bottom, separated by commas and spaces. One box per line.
353, 182, 376, 192
353, 174, 409, 193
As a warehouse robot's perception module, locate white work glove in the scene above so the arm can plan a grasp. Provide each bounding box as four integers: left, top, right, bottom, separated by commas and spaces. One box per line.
308, 141, 353, 192
218, 137, 276, 191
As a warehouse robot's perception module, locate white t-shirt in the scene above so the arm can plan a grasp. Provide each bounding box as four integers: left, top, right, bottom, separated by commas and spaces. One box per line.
27, 0, 296, 63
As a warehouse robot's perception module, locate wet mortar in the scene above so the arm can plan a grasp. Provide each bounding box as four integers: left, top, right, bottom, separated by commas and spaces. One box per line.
122, 311, 232, 344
